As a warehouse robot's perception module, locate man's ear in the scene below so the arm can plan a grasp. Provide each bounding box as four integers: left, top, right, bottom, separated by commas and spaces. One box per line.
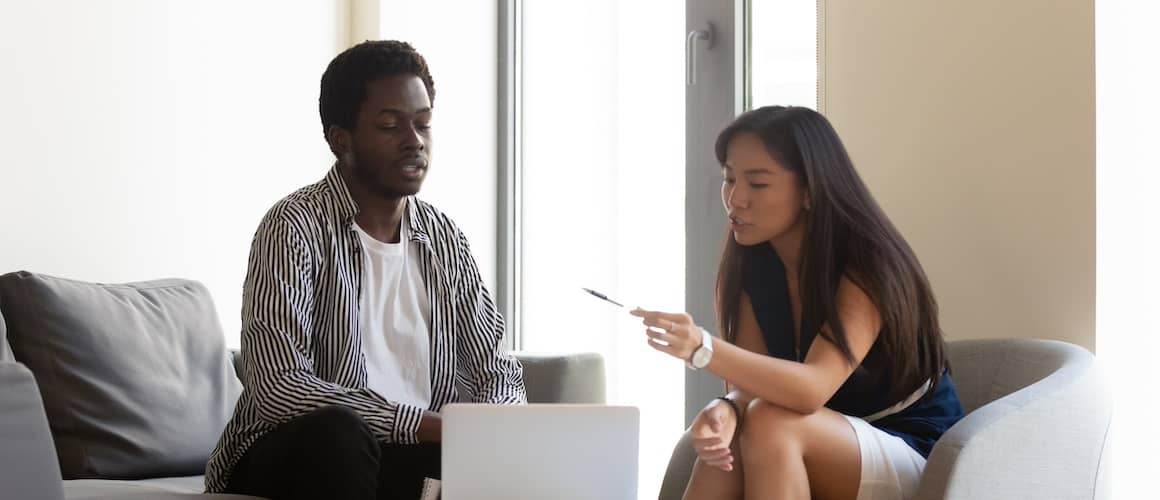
326, 125, 351, 157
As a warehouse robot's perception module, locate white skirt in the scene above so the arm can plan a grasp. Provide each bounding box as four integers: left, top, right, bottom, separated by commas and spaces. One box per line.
842, 415, 927, 500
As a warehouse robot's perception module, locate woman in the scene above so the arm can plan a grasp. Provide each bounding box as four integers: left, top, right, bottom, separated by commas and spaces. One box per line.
632, 106, 964, 500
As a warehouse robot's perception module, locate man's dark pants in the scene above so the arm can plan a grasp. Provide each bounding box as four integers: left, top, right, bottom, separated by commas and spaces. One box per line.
224, 405, 440, 500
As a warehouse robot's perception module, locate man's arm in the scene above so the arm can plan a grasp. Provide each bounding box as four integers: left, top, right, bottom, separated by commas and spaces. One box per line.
241, 212, 425, 444
449, 228, 527, 404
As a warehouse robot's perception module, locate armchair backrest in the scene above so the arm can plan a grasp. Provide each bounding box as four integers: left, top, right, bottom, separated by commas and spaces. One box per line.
946, 338, 1092, 413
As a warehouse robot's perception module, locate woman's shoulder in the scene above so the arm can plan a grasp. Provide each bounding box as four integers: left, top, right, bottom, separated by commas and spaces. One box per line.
836, 273, 874, 303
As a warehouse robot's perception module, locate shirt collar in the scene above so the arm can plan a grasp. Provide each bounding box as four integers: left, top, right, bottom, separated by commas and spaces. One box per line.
404, 196, 431, 246
324, 164, 359, 222
325, 163, 431, 245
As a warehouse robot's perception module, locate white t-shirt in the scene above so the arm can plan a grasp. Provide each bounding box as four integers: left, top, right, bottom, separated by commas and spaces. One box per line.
353, 213, 433, 409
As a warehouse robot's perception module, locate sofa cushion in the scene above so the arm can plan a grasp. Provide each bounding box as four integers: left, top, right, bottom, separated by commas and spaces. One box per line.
0, 272, 242, 479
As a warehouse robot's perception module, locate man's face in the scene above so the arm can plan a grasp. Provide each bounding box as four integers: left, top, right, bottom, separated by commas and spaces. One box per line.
331, 74, 432, 199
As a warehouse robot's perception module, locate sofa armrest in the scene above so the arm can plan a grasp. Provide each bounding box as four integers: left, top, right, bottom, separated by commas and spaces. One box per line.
0, 312, 14, 362
231, 349, 244, 383
0, 361, 65, 500
514, 352, 606, 404
230, 350, 606, 405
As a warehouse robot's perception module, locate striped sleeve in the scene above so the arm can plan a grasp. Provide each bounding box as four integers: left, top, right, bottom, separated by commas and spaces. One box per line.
241, 211, 424, 443
449, 227, 527, 404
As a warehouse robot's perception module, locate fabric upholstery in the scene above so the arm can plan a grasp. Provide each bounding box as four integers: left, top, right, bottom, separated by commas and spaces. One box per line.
657, 429, 696, 500
913, 339, 1111, 500
63, 476, 264, 499
0, 361, 66, 500
26, 346, 603, 499
0, 309, 12, 362
657, 338, 1112, 500
0, 272, 242, 480
0, 270, 603, 499
515, 352, 606, 404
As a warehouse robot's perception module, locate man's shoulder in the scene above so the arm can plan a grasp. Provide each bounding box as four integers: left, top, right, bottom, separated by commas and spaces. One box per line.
259, 178, 336, 231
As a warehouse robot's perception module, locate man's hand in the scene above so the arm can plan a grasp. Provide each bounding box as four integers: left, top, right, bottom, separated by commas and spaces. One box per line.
690, 399, 739, 471
417, 411, 442, 443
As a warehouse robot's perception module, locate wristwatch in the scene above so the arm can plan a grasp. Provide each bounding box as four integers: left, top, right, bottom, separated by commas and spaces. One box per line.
686, 327, 714, 370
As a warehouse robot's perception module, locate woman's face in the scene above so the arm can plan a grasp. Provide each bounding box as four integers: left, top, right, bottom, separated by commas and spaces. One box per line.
721, 132, 808, 246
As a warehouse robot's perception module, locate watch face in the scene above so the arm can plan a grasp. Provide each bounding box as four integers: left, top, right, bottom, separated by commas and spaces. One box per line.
691, 346, 712, 368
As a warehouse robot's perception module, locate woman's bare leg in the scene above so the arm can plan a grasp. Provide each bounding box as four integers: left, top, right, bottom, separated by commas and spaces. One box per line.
740, 400, 862, 500
681, 438, 744, 500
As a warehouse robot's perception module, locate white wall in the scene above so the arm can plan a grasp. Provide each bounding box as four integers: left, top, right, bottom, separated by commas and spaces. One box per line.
821, 0, 1096, 350
0, 1, 342, 347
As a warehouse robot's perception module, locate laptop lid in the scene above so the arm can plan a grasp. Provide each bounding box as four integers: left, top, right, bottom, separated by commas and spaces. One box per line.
442, 404, 639, 500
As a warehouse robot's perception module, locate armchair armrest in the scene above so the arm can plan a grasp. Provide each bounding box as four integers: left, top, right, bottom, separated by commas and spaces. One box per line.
659, 428, 696, 500
0, 361, 65, 500
915, 352, 1111, 500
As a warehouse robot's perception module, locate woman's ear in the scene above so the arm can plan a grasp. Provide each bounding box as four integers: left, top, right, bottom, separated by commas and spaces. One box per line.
803, 194, 812, 211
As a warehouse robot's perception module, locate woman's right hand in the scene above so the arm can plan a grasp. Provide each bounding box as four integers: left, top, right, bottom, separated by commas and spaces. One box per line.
690, 399, 739, 471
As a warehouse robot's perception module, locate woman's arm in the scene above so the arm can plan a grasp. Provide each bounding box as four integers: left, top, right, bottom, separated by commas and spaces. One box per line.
719, 292, 768, 418
711, 278, 881, 414
635, 277, 881, 415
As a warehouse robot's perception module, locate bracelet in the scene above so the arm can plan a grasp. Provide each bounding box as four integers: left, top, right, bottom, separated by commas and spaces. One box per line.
715, 396, 742, 423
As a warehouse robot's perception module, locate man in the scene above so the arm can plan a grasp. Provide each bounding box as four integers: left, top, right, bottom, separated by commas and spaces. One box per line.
205, 40, 527, 500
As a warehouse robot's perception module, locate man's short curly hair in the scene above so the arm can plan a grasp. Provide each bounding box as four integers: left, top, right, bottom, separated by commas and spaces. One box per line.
319, 40, 436, 138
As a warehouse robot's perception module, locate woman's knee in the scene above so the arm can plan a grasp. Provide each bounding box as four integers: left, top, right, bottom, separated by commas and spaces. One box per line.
739, 399, 803, 455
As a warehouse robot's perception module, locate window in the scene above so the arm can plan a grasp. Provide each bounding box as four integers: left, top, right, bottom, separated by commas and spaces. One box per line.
1096, 1, 1160, 496
378, 0, 500, 289
520, 1, 686, 497
747, 0, 819, 110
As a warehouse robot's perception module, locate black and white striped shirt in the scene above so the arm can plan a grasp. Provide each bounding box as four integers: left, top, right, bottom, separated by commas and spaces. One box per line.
205, 167, 526, 492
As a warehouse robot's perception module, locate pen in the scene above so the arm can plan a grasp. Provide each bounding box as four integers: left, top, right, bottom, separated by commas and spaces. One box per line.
581, 287, 624, 308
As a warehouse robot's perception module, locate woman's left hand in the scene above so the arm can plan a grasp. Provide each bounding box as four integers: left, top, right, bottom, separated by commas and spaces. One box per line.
629, 308, 703, 362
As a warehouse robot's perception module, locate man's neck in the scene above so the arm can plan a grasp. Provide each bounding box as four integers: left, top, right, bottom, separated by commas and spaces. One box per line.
354, 198, 407, 244
340, 166, 407, 243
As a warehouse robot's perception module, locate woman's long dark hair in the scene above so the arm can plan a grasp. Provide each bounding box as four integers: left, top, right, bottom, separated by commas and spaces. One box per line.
715, 106, 947, 401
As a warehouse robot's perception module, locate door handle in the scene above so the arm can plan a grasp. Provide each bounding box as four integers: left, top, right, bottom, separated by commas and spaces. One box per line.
686, 24, 715, 86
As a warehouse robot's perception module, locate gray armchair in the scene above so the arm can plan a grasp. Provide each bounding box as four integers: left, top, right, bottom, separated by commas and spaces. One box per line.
659, 339, 1113, 500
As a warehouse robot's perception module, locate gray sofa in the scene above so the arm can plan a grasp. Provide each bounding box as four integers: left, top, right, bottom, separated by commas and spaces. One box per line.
0, 272, 606, 500
658, 338, 1113, 500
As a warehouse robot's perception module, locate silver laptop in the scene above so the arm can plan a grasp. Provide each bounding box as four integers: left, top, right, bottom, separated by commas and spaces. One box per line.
442, 404, 639, 500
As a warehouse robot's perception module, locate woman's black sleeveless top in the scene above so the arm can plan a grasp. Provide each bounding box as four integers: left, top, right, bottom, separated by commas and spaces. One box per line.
742, 244, 964, 457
